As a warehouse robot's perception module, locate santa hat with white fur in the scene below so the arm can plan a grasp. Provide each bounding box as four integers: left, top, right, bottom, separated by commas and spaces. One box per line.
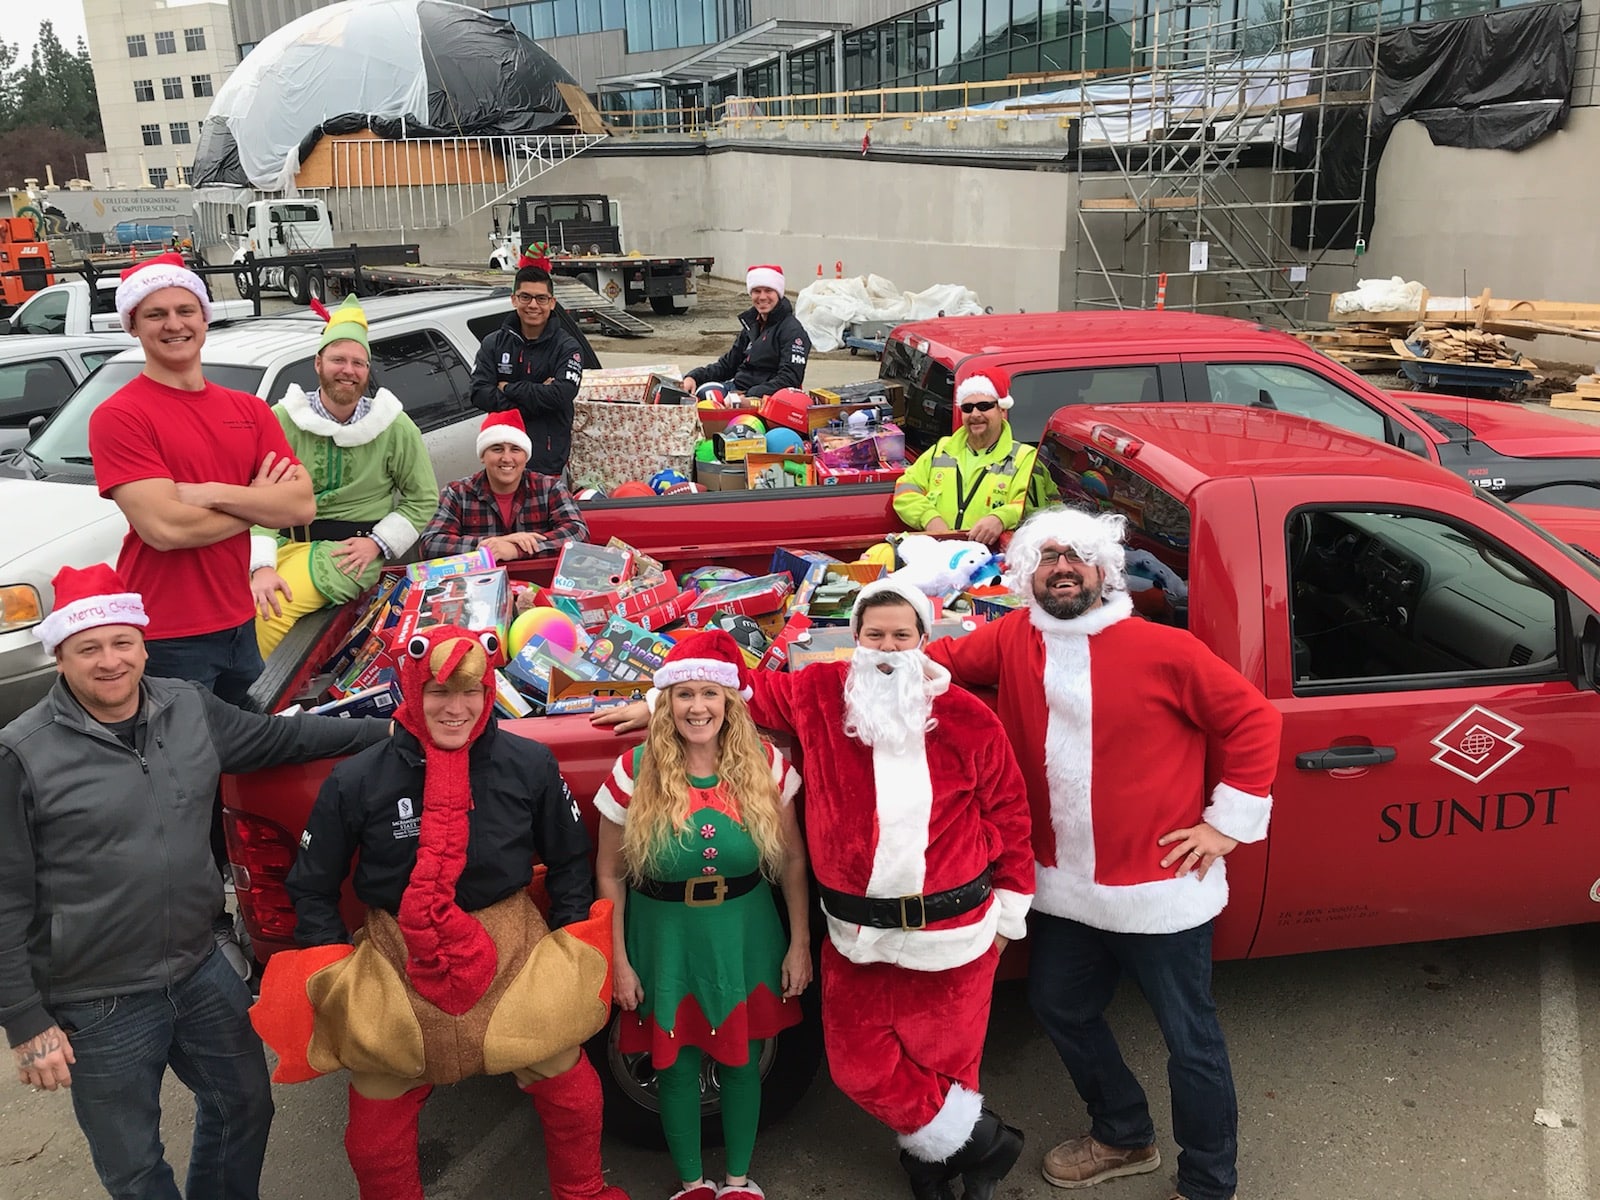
475, 409, 533, 459
653, 629, 754, 699
954, 366, 1014, 411
851, 576, 934, 637
35, 563, 150, 655
1001, 506, 1128, 596
746, 264, 785, 294
115, 251, 213, 334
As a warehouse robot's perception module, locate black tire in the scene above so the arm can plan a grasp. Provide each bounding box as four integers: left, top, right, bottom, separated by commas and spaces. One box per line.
586, 991, 824, 1149
234, 270, 256, 300
649, 295, 678, 316
285, 266, 309, 305
324, 273, 347, 302
307, 268, 326, 304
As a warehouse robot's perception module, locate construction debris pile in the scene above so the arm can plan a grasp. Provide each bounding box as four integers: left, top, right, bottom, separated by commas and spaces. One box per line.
1552, 374, 1600, 415
1387, 327, 1535, 370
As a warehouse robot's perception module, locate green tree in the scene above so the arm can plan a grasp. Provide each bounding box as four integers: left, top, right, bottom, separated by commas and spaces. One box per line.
16, 22, 102, 143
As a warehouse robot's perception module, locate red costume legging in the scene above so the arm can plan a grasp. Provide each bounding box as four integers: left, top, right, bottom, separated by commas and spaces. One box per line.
820, 940, 999, 1137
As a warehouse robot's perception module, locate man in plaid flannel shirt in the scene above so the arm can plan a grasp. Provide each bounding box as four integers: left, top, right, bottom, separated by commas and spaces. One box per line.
420, 411, 588, 561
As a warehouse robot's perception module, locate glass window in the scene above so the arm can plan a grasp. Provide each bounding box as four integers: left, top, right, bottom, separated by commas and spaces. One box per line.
624, 0, 652, 51
1040, 0, 1070, 39
134, 79, 155, 102
985, 0, 1012, 50
533, 3, 557, 39
1202, 363, 1390, 444
512, 4, 535, 37
11, 290, 71, 335
127, 35, 148, 57
368, 332, 471, 429
155, 30, 176, 54
553, 0, 578, 36
79, 349, 122, 373
677, 0, 710, 46
162, 76, 184, 99
1287, 508, 1559, 687
935, 0, 959, 70
0, 359, 76, 423
578, 0, 601, 32
170, 122, 193, 144
148, 167, 169, 188
184, 27, 207, 51
1012, 0, 1041, 45
141, 123, 163, 146
1006, 365, 1167, 443
958, 0, 984, 58
238, 41, 257, 58
650, 0, 679, 49
191, 74, 214, 97
601, 0, 625, 28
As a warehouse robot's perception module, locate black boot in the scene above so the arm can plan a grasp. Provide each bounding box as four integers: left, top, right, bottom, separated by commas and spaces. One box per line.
947, 1109, 1024, 1200
899, 1149, 958, 1200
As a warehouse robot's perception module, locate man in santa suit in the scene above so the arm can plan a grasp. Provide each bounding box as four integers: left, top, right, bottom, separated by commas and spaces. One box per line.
924, 507, 1282, 1200
619, 577, 1034, 1200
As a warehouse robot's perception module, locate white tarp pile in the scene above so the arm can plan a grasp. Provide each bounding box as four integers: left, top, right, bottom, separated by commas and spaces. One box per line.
1332, 277, 1487, 317
795, 275, 986, 353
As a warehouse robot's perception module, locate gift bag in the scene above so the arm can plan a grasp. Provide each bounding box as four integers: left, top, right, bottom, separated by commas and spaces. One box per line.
568, 399, 701, 491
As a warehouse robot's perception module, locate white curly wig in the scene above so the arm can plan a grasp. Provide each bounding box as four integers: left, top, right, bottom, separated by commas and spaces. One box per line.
1002, 506, 1129, 597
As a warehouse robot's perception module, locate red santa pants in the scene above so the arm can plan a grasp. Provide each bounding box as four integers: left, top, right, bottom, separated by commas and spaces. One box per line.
821, 939, 999, 1140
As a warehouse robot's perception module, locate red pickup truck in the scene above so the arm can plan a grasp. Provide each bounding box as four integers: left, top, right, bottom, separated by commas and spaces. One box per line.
222, 403, 1600, 1145
883, 311, 1600, 511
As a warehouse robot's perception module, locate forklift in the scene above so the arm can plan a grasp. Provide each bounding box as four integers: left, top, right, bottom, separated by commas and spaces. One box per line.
0, 214, 55, 316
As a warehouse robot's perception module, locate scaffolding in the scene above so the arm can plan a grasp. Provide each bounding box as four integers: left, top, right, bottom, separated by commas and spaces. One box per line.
1069, 0, 1381, 325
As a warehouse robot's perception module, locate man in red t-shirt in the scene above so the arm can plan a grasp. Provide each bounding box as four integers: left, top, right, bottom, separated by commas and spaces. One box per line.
89, 252, 315, 705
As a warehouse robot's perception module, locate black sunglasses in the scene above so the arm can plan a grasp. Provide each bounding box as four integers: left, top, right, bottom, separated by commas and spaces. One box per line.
959, 400, 999, 413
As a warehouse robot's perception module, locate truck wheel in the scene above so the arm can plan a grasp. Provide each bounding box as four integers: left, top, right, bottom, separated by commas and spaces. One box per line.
307, 269, 326, 304
585, 994, 823, 1149
285, 266, 309, 306
649, 295, 679, 316
235, 271, 256, 300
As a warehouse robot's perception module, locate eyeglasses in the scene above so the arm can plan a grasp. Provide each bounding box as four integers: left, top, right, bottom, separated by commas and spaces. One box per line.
513, 292, 555, 306
959, 400, 999, 413
1037, 548, 1086, 567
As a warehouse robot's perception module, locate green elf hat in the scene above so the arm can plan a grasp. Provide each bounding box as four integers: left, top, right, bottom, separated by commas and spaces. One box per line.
317, 294, 370, 354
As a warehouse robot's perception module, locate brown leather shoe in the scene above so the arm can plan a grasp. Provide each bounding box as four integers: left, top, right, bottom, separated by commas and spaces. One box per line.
1041, 1134, 1160, 1189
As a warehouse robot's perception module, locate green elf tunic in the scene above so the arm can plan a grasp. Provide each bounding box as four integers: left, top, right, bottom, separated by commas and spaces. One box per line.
594, 742, 802, 1069
248, 385, 439, 603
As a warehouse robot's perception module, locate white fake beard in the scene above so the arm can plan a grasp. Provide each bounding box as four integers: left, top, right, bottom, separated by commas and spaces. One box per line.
842, 647, 938, 755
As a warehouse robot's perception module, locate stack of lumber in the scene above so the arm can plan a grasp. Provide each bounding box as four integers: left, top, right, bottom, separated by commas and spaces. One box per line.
1551, 375, 1600, 414
1290, 327, 1395, 369
1328, 287, 1600, 345
1389, 327, 1538, 370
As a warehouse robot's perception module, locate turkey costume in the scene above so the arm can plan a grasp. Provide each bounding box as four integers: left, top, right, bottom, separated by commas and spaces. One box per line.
695, 579, 1034, 1200
251, 625, 626, 1200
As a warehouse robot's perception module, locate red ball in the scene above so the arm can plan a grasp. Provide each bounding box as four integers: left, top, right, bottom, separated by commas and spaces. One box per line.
611, 480, 655, 499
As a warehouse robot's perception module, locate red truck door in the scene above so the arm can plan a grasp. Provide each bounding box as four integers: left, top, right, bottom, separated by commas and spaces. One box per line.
1249, 475, 1600, 956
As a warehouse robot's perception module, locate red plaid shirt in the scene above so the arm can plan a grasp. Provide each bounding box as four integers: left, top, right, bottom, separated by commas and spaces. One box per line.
419, 469, 588, 559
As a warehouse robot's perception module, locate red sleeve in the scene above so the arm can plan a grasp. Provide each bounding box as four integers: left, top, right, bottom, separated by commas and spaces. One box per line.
744, 669, 806, 737
1179, 638, 1282, 843
89, 400, 172, 497
925, 617, 1007, 690
976, 714, 1034, 899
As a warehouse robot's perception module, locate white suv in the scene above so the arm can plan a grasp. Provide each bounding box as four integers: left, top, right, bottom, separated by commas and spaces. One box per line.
0, 290, 516, 725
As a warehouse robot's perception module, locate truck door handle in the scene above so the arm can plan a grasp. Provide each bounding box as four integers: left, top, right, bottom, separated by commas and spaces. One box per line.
1295, 745, 1397, 770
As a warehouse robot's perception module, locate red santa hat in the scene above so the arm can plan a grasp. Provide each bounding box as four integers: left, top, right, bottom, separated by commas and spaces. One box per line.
746, 264, 785, 294
954, 367, 1014, 412
1002, 506, 1129, 597
35, 563, 150, 654
115, 251, 212, 334
476, 409, 533, 459
653, 629, 754, 700
851, 577, 934, 637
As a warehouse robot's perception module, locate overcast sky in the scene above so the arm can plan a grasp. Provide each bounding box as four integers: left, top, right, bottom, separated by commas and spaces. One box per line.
14, 6, 92, 61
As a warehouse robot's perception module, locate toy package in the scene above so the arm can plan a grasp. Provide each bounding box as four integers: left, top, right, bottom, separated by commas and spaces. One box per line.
581, 615, 675, 682
393, 568, 512, 649
406, 547, 497, 585
758, 611, 813, 671
552, 541, 636, 595
506, 632, 610, 703
310, 681, 403, 719
685, 573, 794, 620
771, 547, 840, 589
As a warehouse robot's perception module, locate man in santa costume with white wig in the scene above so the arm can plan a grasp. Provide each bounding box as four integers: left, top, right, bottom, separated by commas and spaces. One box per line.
611, 577, 1033, 1200
924, 506, 1282, 1200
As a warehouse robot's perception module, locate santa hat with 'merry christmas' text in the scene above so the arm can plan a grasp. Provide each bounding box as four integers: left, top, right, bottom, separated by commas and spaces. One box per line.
35, 563, 150, 655
954, 366, 1014, 411
115, 251, 212, 334
653, 629, 754, 700
746, 264, 784, 294
476, 409, 533, 459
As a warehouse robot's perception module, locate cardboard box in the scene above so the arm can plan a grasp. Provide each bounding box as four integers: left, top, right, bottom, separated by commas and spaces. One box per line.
395, 568, 513, 648
746, 452, 815, 489
809, 380, 906, 422
630, 589, 699, 631
309, 681, 403, 719
695, 461, 748, 491
581, 616, 675, 682
493, 670, 534, 718
970, 592, 1026, 621
545, 670, 651, 715
552, 542, 636, 595
712, 433, 767, 462
686, 573, 794, 620
646, 373, 695, 406
406, 547, 497, 584
577, 364, 683, 405
506, 632, 609, 701
614, 574, 679, 620
817, 463, 906, 486
771, 547, 841, 590
758, 611, 812, 671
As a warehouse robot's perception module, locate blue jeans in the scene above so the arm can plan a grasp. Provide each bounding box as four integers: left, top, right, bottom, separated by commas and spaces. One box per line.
51, 948, 274, 1200
142, 620, 263, 708
1027, 914, 1238, 1200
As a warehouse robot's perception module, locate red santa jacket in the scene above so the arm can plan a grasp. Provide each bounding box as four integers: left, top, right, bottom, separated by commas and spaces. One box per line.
928, 594, 1281, 935
746, 659, 1033, 972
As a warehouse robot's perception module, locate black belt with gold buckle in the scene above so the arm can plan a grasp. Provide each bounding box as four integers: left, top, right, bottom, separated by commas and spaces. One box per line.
818, 868, 994, 930
633, 871, 764, 907
278, 518, 372, 543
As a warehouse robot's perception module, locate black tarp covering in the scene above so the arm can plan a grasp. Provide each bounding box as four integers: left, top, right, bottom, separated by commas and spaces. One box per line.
1292, 0, 1580, 251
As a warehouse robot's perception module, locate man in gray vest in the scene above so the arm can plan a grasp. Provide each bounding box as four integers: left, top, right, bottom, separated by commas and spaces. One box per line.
0, 562, 390, 1200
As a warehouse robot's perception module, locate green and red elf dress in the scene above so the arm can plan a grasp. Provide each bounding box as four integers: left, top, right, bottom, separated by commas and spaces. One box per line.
594, 742, 802, 1068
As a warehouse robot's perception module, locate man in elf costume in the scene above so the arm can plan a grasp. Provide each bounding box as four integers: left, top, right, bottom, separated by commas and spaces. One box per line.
248, 295, 438, 657
924, 507, 1282, 1200
251, 625, 627, 1200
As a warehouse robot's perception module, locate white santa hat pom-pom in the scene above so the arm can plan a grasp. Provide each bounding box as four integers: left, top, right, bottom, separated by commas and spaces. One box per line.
1002, 507, 1128, 596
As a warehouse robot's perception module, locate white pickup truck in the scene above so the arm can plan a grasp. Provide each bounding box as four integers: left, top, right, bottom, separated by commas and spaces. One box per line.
6, 277, 255, 336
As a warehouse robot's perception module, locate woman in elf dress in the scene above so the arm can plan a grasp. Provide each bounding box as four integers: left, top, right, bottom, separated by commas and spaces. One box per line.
594, 630, 812, 1200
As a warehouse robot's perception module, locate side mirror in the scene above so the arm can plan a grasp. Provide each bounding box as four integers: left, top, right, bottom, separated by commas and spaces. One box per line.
226, 213, 237, 234
27, 415, 46, 439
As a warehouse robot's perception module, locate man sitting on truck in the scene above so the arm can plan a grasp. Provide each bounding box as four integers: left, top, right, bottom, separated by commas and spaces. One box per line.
892, 367, 1046, 550
420, 410, 588, 561
469, 264, 586, 477
681, 264, 811, 401
248, 295, 439, 658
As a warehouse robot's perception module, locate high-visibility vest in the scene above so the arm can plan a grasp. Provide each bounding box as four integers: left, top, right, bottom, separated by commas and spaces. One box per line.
892, 425, 1041, 532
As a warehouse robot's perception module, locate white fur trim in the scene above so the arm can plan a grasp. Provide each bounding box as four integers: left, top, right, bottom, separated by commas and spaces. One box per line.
116, 264, 211, 333
1032, 859, 1229, 934
593, 786, 628, 827
852, 576, 934, 635
992, 887, 1032, 941
866, 741, 933, 897
1042, 629, 1096, 888
654, 658, 742, 691
477, 420, 533, 459
249, 534, 280, 574
277, 385, 404, 448
34, 592, 149, 654
825, 904, 999, 971
715, 1182, 765, 1200
897, 1082, 983, 1162
1027, 591, 1134, 637
745, 265, 784, 293
955, 374, 1013, 411
371, 511, 419, 559
645, 688, 660, 715
1204, 781, 1273, 844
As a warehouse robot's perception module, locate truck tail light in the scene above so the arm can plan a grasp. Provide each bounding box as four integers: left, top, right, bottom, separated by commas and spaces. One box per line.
224, 811, 300, 943
909, 336, 930, 354
1090, 423, 1144, 458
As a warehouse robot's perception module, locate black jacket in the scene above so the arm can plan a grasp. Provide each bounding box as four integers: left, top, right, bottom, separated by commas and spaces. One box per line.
692, 297, 811, 398
470, 312, 586, 476
286, 719, 593, 948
